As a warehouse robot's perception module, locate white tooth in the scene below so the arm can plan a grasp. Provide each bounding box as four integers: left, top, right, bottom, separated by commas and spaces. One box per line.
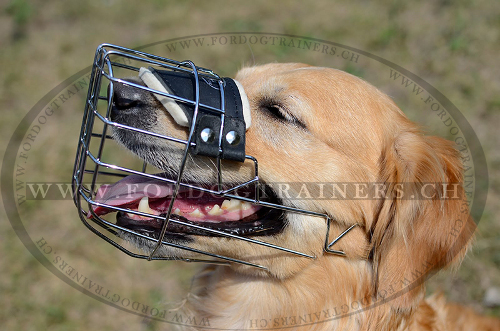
241, 202, 252, 210
228, 199, 242, 211
208, 204, 223, 216
173, 208, 182, 215
221, 199, 231, 210
138, 196, 154, 214
189, 208, 203, 217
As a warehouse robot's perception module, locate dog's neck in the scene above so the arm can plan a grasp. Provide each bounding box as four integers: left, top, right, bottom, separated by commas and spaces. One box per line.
184, 257, 409, 331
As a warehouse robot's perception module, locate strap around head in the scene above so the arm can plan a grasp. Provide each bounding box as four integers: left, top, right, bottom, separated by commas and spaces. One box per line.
138, 67, 250, 162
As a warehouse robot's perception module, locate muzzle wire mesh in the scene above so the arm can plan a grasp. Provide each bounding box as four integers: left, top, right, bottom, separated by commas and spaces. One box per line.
72, 44, 355, 270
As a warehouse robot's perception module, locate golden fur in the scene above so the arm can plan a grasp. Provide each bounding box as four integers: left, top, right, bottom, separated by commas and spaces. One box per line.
114, 63, 500, 330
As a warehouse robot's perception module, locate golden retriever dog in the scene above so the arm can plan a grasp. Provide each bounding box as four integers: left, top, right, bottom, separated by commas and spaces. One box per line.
102, 63, 500, 330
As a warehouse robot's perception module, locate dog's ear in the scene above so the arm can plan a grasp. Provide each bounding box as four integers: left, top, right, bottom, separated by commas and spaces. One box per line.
372, 129, 475, 310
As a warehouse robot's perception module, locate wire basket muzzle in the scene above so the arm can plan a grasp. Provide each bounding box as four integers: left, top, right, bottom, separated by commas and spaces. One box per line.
71, 44, 351, 270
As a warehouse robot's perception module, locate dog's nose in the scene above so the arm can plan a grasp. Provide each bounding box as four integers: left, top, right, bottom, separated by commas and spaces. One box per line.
108, 79, 152, 123
109, 81, 144, 116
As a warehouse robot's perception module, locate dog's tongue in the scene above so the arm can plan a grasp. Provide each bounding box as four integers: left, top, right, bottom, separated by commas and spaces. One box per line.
92, 175, 174, 215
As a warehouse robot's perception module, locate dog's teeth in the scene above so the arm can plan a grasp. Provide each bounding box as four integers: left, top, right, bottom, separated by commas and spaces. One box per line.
208, 204, 223, 216
173, 208, 182, 216
126, 212, 136, 218
189, 208, 203, 218
221, 199, 231, 210
228, 199, 242, 211
221, 199, 248, 211
138, 196, 154, 214
241, 202, 252, 210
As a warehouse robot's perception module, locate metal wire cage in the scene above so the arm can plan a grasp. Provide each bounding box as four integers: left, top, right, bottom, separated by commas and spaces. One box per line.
72, 44, 354, 270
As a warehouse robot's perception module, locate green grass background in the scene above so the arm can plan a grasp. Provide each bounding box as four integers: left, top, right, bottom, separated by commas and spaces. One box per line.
1, 1, 499, 330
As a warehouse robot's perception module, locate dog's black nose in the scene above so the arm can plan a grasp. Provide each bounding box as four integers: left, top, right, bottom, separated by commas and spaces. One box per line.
110, 81, 141, 108
108, 79, 149, 121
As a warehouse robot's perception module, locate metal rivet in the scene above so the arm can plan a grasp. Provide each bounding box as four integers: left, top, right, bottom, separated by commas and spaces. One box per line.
225, 131, 240, 146
200, 128, 215, 143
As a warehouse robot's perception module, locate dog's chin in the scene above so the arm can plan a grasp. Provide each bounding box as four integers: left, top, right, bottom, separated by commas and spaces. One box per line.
114, 211, 326, 279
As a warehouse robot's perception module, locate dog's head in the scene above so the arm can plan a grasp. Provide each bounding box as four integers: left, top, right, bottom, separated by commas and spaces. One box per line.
98, 62, 474, 310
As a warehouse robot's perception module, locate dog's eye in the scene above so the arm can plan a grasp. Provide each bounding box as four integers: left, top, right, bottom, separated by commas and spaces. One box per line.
261, 104, 306, 129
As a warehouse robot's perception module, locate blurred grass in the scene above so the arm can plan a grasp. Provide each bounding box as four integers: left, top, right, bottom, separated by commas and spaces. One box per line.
1, 0, 499, 330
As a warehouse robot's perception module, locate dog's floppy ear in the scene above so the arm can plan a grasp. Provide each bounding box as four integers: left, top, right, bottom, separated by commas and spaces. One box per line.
372, 128, 475, 310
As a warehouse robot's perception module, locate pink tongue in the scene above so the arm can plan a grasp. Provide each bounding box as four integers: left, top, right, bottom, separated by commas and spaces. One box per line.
92, 174, 174, 215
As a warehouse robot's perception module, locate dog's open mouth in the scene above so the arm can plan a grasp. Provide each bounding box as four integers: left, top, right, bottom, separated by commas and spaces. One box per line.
90, 174, 286, 239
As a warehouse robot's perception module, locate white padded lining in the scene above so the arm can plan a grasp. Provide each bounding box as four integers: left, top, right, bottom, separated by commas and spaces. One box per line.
233, 79, 251, 129
138, 67, 189, 127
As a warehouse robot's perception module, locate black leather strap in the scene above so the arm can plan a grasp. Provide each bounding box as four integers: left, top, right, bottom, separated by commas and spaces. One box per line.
149, 67, 246, 162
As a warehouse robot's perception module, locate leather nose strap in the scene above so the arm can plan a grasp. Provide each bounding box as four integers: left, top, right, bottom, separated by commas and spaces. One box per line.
139, 67, 250, 162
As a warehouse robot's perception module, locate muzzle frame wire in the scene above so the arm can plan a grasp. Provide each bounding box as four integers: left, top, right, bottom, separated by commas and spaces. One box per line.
72, 44, 354, 270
